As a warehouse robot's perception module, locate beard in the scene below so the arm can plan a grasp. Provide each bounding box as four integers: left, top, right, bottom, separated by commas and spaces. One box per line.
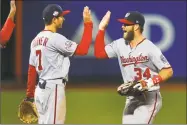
124, 30, 134, 45
57, 23, 62, 28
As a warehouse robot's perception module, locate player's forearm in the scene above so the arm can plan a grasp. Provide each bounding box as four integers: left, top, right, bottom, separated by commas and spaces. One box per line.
94, 30, 108, 59
26, 65, 37, 98
139, 67, 173, 89
0, 18, 15, 44
157, 67, 173, 83
148, 67, 173, 86
8, 0, 16, 22
74, 22, 93, 55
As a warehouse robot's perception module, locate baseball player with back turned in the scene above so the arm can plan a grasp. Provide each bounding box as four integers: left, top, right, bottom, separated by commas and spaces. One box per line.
94, 11, 173, 124
25, 4, 93, 124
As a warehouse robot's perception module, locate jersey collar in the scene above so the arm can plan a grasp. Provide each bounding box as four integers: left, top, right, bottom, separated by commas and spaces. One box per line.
130, 38, 146, 50
41, 30, 54, 33
136, 38, 146, 47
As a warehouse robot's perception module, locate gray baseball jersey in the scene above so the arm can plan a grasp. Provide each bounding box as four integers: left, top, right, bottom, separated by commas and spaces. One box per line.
29, 30, 78, 81
105, 38, 171, 91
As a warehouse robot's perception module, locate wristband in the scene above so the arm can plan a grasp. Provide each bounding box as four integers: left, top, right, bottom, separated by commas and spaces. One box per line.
152, 75, 163, 85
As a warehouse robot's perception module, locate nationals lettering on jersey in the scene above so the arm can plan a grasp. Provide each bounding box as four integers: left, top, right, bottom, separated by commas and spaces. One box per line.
105, 38, 171, 91
120, 53, 149, 67
29, 30, 77, 81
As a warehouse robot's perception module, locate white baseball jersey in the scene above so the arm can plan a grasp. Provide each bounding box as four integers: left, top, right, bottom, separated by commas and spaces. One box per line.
29, 30, 78, 81
105, 38, 171, 91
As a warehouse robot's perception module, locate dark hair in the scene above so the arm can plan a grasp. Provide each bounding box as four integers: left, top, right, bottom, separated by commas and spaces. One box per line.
44, 20, 51, 25
43, 17, 54, 25
44, 15, 61, 25
139, 26, 144, 33
133, 24, 144, 33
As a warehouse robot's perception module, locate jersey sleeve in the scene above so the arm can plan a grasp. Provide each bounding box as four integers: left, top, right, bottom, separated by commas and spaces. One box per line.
29, 50, 35, 67
0, 18, 15, 45
104, 41, 118, 58
54, 34, 78, 56
149, 44, 171, 70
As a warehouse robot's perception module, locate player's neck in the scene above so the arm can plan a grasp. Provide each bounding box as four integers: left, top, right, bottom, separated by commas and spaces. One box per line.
44, 25, 57, 33
130, 34, 145, 48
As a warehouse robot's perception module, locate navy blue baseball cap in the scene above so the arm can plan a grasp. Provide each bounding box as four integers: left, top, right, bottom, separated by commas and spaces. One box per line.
118, 11, 145, 27
42, 4, 70, 21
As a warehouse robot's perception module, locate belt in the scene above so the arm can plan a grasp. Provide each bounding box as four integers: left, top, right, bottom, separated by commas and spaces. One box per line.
38, 78, 67, 89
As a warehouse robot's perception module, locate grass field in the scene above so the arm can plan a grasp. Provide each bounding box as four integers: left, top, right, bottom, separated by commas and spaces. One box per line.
1, 86, 186, 124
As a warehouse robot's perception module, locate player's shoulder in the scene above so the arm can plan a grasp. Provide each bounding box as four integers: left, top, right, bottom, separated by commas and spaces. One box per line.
53, 33, 67, 40
113, 38, 126, 45
144, 39, 152, 43
145, 39, 157, 46
144, 39, 161, 50
114, 38, 125, 42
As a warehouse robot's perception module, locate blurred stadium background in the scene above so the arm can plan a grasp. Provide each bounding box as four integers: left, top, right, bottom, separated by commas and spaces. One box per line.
1, 0, 186, 124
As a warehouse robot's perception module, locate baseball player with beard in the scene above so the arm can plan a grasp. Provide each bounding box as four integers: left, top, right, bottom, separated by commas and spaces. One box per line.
94, 11, 173, 124
0, 0, 16, 48
24, 4, 93, 124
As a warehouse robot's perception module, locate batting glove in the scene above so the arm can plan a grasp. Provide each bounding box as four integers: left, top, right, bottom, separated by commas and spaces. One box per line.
133, 78, 154, 91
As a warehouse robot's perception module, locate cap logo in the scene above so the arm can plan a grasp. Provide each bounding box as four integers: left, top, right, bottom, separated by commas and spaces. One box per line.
136, 20, 139, 23
53, 11, 59, 16
125, 13, 130, 17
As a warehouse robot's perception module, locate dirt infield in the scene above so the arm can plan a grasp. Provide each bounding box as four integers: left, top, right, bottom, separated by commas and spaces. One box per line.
1, 81, 186, 91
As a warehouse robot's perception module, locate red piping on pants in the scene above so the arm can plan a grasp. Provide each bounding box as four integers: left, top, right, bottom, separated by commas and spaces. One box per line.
148, 93, 158, 124
54, 85, 58, 124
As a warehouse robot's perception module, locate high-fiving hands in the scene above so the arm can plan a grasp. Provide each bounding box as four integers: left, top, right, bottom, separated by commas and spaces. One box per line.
10, 0, 16, 13
9, 0, 16, 21
83, 6, 92, 23
99, 11, 111, 30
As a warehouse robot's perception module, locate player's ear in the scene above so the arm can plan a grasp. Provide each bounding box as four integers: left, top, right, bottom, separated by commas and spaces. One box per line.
134, 24, 140, 31
52, 17, 57, 24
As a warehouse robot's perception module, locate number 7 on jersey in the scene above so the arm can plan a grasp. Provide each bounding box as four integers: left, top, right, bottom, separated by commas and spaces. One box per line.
36, 50, 43, 71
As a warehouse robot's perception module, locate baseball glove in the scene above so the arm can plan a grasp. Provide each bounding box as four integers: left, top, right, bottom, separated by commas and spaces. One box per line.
18, 97, 38, 124
117, 81, 143, 96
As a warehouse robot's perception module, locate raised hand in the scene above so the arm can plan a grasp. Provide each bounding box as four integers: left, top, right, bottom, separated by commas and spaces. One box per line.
9, 0, 16, 20
83, 6, 92, 23
99, 11, 111, 30
10, 0, 16, 13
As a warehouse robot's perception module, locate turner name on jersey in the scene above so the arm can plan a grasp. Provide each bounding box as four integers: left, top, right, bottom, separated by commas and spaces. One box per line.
32, 36, 49, 48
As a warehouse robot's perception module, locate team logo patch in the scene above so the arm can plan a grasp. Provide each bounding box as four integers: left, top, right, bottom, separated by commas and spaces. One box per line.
160, 54, 169, 64
65, 41, 73, 50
